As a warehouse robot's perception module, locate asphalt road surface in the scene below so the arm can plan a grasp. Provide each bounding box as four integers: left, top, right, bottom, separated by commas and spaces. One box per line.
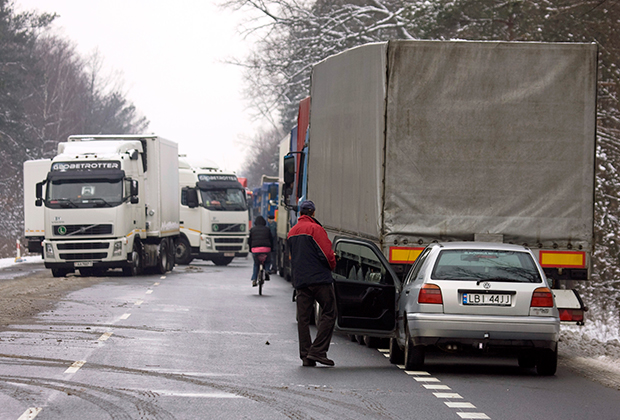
1, 258, 619, 419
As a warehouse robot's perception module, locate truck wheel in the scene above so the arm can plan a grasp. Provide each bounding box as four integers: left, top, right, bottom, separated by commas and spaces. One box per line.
536, 345, 558, 376
166, 238, 175, 271
51, 268, 69, 278
389, 337, 405, 364
157, 240, 169, 274
123, 241, 142, 276
212, 257, 233, 266
175, 237, 193, 265
404, 331, 425, 370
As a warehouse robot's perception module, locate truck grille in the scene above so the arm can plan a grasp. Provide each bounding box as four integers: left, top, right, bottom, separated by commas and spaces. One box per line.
214, 238, 244, 244
59, 253, 108, 260
57, 243, 110, 250
53, 224, 113, 236
212, 224, 245, 233
215, 246, 243, 252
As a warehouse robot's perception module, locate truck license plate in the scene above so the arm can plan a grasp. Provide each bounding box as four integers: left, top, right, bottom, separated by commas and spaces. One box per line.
74, 261, 93, 267
463, 293, 511, 306
224, 253, 235, 257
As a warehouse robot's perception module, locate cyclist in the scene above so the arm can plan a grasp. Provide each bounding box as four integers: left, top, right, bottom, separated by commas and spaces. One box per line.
248, 215, 273, 287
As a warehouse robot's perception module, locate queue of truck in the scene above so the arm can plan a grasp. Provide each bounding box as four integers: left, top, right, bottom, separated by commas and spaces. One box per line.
22, 41, 595, 336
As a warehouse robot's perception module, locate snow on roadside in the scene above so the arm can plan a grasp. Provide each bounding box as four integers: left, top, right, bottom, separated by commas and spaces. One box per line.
0, 256, 41, 269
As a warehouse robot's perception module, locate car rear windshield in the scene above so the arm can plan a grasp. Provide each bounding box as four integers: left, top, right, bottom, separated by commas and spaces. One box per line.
431, 249, 542, 283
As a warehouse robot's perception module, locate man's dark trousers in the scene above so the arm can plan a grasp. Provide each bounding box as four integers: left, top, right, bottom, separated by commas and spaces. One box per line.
296, 284, 337, 360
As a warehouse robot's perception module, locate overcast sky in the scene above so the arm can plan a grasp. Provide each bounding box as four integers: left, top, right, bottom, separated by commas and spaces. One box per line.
16, 0, 258, 172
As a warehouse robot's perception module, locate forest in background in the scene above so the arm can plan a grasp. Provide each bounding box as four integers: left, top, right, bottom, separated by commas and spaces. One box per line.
0, 0, 148, 256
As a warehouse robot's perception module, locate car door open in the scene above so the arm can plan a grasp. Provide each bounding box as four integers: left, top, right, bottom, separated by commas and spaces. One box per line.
332, 238, 399, 335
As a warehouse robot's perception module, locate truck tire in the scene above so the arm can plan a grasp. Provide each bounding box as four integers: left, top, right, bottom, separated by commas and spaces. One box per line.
166, 238, 175, 272
51, 268, 69, 278
157, 239, 169, 274
212, 256, 233, 266
123, 241, 142, 277
175, 237, 193, 265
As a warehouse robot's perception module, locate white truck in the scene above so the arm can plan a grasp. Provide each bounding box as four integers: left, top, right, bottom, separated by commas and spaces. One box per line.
175, 157, 249, 266
23, 159, 51, 254
283, 40, 596, 324
35, 135, 180, 277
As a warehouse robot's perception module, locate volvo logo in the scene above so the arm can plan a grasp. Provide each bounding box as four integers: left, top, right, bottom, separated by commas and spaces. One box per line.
482, 282, 491, 289
57, 226, 67, 235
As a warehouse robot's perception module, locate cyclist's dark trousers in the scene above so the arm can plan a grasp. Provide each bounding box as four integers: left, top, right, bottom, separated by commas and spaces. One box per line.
296, 284, 336, 360
251, 253, 271, 280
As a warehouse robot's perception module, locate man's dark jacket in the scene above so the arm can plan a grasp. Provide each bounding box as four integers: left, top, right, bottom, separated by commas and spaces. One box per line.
287, 215, 336, 289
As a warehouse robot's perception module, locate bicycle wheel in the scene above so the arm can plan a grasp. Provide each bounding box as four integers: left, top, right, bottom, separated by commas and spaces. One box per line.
258, 265, 264, 296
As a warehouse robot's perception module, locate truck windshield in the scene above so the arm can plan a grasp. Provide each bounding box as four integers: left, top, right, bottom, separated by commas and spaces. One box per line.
431, 249, 542, 283
200, 188, 247, 211
46, 179, 123, 208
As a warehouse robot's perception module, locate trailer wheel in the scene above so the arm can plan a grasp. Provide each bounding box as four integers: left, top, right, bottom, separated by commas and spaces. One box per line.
175, 237, 193, 265
157, 240, 169, 274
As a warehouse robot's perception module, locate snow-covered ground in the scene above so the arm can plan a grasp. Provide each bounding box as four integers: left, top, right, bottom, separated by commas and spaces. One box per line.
0, 256, 41, 269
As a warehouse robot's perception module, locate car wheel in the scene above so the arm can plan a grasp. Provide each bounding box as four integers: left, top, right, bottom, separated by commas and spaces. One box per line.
518, 353, 536, 369
365, 336, 381, 349
536, 346, 558, 376
355, 335, 365, 345
404, 331, 425, 370
175, 237, 193, 265
212, 257, 233, 266
389, 337, 405, 364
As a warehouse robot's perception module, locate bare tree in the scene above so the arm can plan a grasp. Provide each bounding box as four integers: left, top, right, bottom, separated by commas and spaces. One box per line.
240, 126, 285, 188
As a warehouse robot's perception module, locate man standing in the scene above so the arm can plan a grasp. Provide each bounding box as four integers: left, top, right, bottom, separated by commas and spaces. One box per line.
287, 200, 337, 367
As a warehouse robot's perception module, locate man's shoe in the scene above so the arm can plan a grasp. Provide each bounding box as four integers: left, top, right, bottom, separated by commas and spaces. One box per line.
307, 355, 335, 366
302, 358, 316, 367
252, 280, 257, 287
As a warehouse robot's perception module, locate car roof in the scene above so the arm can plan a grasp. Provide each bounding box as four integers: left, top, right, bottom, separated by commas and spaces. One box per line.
429, 242, 531, 252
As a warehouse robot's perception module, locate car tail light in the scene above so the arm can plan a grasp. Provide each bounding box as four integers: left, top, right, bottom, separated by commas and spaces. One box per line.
418, 284, 443, 304
530, 287, 554, 307
559, 309, 584, 322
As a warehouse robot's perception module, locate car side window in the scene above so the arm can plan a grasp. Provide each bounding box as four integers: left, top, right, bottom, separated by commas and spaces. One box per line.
334, 241, 388, 284
404, 248, 431, 285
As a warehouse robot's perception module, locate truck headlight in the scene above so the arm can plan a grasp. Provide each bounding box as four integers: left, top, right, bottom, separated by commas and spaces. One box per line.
201, 235, 212, 249
45, 243, 54, 257
113, 241, 123, 256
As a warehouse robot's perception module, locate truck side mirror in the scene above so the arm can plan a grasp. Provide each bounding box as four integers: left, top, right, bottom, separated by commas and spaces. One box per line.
35, 181, 44, 206
130, 179, 139, 196
283, 154, 295, 185
187, 188, 199, 208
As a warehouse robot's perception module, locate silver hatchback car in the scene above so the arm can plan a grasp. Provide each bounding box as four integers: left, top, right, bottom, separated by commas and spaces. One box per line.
331, 239, 560, 375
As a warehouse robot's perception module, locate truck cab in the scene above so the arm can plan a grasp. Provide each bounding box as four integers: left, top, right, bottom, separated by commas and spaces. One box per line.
176, 157, 249, 266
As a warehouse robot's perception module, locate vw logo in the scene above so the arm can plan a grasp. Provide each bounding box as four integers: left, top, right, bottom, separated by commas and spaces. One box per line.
57, 226, 67, 235
482, 282, 491, 289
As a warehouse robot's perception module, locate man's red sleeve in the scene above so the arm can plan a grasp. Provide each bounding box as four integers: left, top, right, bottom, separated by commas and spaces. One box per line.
314, 226, 336, 271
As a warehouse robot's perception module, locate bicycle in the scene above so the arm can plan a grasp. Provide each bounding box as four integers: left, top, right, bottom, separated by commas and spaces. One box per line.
255, 253, 270, 295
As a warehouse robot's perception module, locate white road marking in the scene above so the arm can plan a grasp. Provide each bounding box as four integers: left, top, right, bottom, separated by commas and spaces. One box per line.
64, 360, 86, 374
17, 407, 42, 420
98, 332, 113, 341
120, 313, 131, 319
153, 282, 160, 286
135, 300, 143, 306
434, 393, 463, 399
423, 384, 451, 390
146, 290, 153, 294
378, 349, 389, 353
383, 353, 390, 358
413, 377, 440, 382
396, 364, 406, 369
456, 413, 490, 419
405, 370, 431, 375
446, 402, 476, 408
152, 390, 243, 398
160, 276, 166, 279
